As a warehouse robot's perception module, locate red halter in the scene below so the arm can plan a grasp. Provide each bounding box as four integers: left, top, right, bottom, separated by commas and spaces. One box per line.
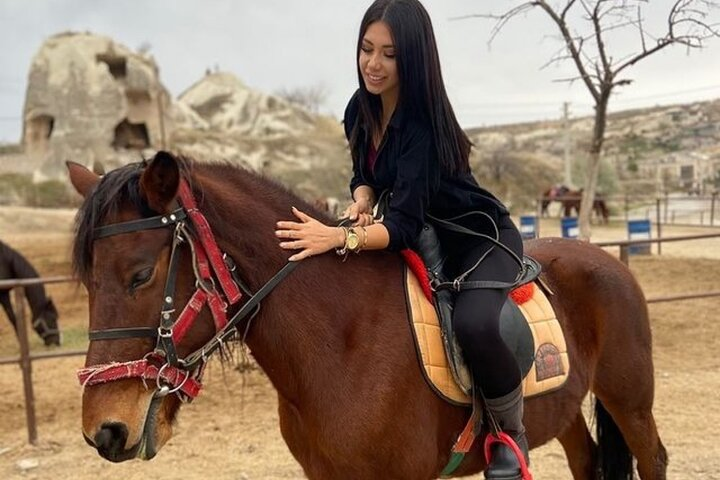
78, 179, 245, 401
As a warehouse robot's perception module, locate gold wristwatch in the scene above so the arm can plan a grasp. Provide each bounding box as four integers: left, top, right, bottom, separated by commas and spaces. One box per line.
345, 228, 361, 252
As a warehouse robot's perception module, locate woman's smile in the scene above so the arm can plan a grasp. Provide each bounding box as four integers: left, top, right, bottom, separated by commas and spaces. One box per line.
359, 21, 399, 98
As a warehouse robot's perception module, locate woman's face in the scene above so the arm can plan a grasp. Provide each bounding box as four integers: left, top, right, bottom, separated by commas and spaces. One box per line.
359, 21, 399, 99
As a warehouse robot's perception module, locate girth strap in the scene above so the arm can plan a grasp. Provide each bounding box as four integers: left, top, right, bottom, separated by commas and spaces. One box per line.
435, 279, 522, 292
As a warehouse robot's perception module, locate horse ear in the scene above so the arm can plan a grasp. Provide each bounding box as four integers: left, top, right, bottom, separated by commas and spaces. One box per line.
140, 151, 180, 213
66, 161, 100, 198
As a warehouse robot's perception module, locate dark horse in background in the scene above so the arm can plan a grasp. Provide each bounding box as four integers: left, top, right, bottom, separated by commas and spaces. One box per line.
541, 185, 610, 224
69, 153, 666, 479
0, 240, 60, 346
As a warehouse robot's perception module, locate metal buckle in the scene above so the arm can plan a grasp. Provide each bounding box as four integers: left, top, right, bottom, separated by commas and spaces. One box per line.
158, 326, 173, 338
154, 363, 190, 398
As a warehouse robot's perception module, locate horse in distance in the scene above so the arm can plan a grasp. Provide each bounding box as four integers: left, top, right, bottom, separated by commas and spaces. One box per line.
0, 240, 61, 346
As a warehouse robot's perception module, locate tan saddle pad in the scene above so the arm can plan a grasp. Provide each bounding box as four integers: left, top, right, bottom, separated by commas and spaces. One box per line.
405, 268, 569, 405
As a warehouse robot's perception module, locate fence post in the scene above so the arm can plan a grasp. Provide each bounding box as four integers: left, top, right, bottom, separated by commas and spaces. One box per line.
619, 245, 629, 266
711, 192, 717, 227
15, 287, 38, 445
624, 194, 629, 223
656, 198, 662, 255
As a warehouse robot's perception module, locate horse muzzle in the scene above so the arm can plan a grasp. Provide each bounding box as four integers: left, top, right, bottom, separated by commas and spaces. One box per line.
84, 422, 144, 462
82, 386, 168, 462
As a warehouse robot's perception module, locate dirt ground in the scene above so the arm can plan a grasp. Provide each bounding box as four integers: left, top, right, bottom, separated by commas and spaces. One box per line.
1, 208, 719, 479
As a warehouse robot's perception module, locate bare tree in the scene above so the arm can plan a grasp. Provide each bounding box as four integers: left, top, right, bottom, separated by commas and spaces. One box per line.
276, 84, 329, 114
462, 0, 719, 239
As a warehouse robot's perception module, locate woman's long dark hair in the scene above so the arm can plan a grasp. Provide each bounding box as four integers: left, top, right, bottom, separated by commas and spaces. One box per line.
350, 0, 471, 176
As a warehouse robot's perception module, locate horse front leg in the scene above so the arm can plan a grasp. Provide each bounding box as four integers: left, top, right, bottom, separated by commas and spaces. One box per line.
0, 291, 19, 332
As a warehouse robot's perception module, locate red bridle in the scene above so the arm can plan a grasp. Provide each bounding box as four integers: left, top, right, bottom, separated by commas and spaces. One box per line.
77, 179, 297, 401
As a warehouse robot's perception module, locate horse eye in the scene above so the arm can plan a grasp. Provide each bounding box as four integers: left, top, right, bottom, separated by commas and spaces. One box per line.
129, 267, 153, 292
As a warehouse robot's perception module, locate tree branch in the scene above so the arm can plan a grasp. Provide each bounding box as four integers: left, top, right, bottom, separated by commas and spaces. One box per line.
535, 0, 600, 101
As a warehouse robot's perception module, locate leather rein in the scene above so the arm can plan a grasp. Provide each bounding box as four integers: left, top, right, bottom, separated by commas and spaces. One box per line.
77, 179, 298, 401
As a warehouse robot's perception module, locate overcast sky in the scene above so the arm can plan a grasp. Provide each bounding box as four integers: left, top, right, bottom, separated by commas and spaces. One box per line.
1, 0, 719, 143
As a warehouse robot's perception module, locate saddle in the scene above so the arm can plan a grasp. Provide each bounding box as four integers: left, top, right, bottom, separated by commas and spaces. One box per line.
403, 255, 569, 405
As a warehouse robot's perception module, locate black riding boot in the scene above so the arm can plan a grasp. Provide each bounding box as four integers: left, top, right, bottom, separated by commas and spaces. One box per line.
484, 385, 530, 480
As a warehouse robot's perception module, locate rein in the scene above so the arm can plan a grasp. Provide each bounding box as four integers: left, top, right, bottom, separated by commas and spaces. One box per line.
77, 179, 298, 401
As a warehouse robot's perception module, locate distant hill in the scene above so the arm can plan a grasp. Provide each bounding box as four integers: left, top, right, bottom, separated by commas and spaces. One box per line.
467, 99, 720, 202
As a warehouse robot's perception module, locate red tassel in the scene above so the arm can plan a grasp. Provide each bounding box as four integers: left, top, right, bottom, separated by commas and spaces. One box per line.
510, 283, 534, 305
400, 249, 433, 303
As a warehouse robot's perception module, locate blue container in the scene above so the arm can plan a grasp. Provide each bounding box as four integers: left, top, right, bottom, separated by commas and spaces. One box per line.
628, 219, 652, 255
519, 215, 538, 240
561, 217, 579, 239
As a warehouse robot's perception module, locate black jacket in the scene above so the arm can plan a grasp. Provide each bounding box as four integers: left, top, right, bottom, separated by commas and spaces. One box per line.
344, 91, 509, 251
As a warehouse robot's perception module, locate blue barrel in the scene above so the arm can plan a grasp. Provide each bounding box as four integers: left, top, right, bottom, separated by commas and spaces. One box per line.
561, 217, 579, 238
519, 215, 538, 240
628, 219, 651, 255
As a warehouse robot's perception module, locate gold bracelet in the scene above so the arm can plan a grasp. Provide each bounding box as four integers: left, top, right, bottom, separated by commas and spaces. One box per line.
359, 226, 368, 251
335, 227, 349, 256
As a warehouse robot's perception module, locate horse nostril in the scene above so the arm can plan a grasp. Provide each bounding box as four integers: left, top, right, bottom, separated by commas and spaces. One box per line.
94, 422, 129, 459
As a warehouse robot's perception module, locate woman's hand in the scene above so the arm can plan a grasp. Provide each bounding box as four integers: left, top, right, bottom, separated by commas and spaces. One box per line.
276, 207, 345, 261
343, 198, 375, 227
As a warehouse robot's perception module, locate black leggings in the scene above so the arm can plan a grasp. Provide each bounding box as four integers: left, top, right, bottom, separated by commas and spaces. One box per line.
443, 214, 524, 399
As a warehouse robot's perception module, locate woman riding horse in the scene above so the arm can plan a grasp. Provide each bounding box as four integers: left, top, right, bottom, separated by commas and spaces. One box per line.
276, 1, 527, 477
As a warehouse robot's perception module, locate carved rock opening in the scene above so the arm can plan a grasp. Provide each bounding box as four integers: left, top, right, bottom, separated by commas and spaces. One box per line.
25, 114, 55, 152
96, 53, 127, 79
112, 119, 149, 149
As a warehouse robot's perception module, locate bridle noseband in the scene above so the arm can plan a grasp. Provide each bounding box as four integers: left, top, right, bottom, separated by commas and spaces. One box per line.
77, 179, 298, 401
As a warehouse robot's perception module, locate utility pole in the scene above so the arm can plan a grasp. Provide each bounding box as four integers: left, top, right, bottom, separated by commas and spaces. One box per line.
562, 102, 572, 187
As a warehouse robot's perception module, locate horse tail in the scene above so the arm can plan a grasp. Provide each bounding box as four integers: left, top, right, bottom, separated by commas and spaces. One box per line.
596, 398, 633, 479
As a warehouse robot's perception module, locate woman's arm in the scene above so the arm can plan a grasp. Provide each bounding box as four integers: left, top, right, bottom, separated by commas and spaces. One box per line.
276, 207, 389, 261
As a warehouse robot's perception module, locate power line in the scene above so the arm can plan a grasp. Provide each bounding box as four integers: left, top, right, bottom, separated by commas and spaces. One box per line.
612, 84, 720, 103
460, 84, 720, 109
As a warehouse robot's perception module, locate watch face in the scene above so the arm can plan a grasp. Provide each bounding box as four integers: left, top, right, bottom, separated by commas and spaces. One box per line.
347, 233, 360, 250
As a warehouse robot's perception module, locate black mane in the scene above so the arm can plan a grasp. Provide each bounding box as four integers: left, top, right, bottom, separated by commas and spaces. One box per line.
72, 160, 155, 283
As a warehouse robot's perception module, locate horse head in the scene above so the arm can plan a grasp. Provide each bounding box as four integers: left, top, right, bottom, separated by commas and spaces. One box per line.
68, 153, 222, 462
34, 297, 60, 346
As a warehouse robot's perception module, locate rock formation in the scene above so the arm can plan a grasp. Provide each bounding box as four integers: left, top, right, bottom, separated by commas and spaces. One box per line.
21, 32, 173, 178
177, 72, 316, 137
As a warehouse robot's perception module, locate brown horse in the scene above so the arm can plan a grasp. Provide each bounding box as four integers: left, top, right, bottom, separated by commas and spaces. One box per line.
540, 185, 570, 217
68, 153, 666, 479
542, 186, 610, 224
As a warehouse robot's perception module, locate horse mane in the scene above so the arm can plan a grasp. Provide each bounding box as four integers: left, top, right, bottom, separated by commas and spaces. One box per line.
0, 240, 41, 280
72, 155, 330, 285
73, 160, 151, 283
